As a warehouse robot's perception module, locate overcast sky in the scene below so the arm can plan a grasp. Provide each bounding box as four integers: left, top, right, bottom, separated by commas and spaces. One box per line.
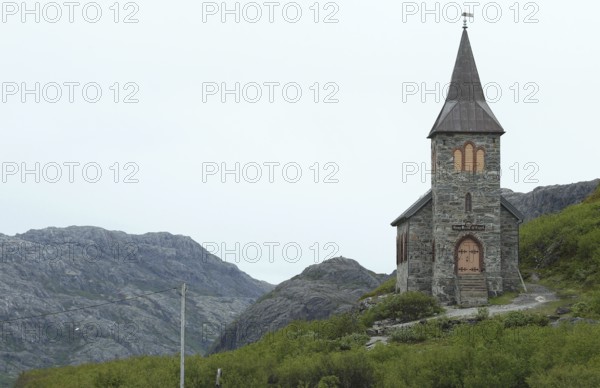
1, 0, 598, 284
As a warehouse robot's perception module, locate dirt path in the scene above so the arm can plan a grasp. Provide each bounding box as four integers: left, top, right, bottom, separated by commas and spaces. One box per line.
445, 283, 558, 319
366, 284, 557, 348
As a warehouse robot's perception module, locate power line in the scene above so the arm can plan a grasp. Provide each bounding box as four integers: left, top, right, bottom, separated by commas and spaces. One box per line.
0, 287, 178, 324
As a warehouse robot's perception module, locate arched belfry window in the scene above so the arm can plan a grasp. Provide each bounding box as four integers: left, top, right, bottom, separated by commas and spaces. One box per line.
452, 142, 485, 173
476, 148, 485, 172
464, 143, 474, 172
453, 149, 463, 172
465, 193, 472, 212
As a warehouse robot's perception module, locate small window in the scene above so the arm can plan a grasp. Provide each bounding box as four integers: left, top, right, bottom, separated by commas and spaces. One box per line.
397, 233, 408, 264
465, 193, 472, 212
397, 232, 409, 264
403, 233, 408, 262
396, 235, 401, 265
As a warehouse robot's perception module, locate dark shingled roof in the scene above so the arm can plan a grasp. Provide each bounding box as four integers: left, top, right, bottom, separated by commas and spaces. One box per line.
391, 190, 432, 226
427, 29, 505, 138
500, 196, 525, 223
390, 190, 524, 226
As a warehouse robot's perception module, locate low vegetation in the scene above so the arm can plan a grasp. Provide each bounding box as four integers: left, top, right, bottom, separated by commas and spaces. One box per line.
16, 310, 600, 387
359, 277, 396, 300
488, 292, 519, 305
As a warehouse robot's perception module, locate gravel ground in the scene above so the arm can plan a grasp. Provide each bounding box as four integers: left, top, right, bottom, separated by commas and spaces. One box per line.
366, 284, 557, 348
445, 283, 558, 319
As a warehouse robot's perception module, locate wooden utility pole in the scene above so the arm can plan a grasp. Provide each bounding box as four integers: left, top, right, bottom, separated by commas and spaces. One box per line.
180, 283, 187, 388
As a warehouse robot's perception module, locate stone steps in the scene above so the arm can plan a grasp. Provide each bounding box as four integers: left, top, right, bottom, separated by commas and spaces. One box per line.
457, 275, 488, 306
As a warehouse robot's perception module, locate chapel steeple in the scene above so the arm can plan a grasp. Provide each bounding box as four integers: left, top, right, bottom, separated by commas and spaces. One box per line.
428, 28, 504, 138
391, 25, 524, 307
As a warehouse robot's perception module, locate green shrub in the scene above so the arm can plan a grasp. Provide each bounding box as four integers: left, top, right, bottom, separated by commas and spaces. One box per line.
476, 307, 490, 321
503, 311, 549, 328
429, 317, 455, 333
573, 301, 592, 316
572, 292, 600, 318
317, 375, 340, 388
93, 370, 125, 388
361, 292, 443, 327
326, 351, 375, 388
390, 327, 427, 344
275, 350, 375, 388
528, 356, 600, 387
319, 313, 365, 340
335, 333, 370, 351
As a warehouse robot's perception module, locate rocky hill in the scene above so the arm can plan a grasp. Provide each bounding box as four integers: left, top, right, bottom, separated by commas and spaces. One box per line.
502, 179, 599, 222
210, 257, 387, 353
0, 226, 273, 385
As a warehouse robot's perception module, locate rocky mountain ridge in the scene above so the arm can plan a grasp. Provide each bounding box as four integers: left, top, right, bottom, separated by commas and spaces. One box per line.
502, 179, 599, 222
0, 226, 273, 385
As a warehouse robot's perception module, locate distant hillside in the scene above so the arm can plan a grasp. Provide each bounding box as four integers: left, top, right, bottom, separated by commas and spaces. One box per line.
210, 257, 387, 353
0, 226, 273, 385
520, 183, 600, 288
502, 179, 599, 222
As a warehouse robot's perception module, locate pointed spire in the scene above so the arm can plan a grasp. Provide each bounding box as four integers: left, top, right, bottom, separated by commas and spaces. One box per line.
447, 29, 486, 102
428, 28, 504, 138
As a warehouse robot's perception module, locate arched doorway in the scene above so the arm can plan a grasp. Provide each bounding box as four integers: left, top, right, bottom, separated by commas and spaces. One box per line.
455, 236, 483, 275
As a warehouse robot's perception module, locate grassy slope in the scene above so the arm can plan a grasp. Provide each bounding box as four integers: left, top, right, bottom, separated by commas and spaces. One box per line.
14, 312, 600, 387
520, 183, 600, 292
15, 184, 600, 387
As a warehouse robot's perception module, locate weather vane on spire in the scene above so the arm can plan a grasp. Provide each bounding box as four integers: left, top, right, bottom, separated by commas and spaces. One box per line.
462, 12, 474, 29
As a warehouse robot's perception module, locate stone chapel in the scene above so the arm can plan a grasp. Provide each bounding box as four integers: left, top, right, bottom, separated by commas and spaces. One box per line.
391, 26, 524, 306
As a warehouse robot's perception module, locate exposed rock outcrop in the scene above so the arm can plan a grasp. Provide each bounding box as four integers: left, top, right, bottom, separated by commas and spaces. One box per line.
210, 257, 387, 353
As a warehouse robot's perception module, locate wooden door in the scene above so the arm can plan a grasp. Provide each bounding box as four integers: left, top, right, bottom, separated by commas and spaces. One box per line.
456, 237, 482, 275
